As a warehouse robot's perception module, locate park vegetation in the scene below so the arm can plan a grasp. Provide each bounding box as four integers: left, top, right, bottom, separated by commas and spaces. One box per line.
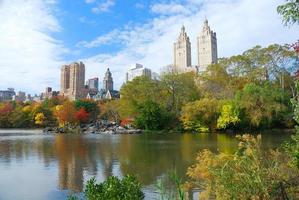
0, 43, 297, 132
109, 43, 298, 132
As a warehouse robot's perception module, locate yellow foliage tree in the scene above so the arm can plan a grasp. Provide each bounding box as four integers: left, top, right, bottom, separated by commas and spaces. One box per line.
35, 112, 46, 125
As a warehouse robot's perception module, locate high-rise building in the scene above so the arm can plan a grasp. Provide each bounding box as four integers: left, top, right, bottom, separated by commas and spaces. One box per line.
0, 88, 15, 101
173, 26, 192, 72
103, 68, 113, 92
13, 91, 26, 102
60, 65, 70, 94
197, 18, 218, 70
87, 78, 99, 91
60, 62, 85, 100
126, 63, 152, 82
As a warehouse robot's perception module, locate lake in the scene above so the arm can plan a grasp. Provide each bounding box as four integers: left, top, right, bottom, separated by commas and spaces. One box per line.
0, 130, 292, 200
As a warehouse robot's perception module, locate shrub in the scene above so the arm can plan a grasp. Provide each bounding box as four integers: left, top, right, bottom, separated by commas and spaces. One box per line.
69, 175, 144, 200
186, 134, 299, 199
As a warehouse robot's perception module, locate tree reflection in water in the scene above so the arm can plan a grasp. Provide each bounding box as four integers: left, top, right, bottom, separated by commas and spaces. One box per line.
0, 131, 291, 199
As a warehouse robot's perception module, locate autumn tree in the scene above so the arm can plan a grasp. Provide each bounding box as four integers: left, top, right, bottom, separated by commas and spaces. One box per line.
74, 99, 99, 121
54, 101, 76, 127
75, 108, 89, 124
180, 98, 220, 132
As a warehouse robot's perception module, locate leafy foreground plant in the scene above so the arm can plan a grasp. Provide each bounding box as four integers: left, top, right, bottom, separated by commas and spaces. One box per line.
68, 175, 144, 200
186, 134, 299, 200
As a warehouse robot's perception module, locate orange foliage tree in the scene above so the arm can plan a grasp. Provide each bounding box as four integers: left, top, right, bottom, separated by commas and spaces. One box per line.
54, 101, 76, 127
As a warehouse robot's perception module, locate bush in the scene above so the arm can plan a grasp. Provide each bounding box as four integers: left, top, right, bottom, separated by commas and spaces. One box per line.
69, 175, 144, 200
186, 134, 299, 199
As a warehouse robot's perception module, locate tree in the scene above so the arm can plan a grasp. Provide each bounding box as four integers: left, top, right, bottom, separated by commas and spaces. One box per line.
74, 99, 99, 122
134, 100, 169, 130
34, 112, 46, 126
161, 70, 200, 114
119, 76, 167, 118
75, 108, 89, 124
277, 0, 299, 26
99, 100, 121, 123
217, 103, 240, 130
180, 98, 220, 132
235, 83, 286, 128
0, 102, 14, 128
54, 101, 76, 127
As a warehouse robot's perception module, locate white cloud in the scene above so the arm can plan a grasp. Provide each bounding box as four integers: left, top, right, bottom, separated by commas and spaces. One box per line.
0, 0, 66, 94
151, 3, 191, 15
92, 0, 115, 14
80, 0, 299, 90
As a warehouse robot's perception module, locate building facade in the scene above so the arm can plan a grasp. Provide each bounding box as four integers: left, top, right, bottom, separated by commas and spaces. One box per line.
87, 68, 119, 100
173, 26, 192, 72
0, 88, 15, 101
126, 63, 152, 82
197, 19, 218, 71
60, 62, 86, 100
87, 78, 99, 92
103, 68, 113, 91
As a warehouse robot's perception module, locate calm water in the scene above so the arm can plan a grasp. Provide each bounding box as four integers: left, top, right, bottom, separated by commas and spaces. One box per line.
0, 129, 292, 200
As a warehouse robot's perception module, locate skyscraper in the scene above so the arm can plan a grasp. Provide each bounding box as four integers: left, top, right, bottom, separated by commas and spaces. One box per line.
87, 77, 99, 91
126, 63, 152, 82
197, 18, 218, 70
173, 26, 192, 72
103, 68, 113, 92
60, 61, 85, 100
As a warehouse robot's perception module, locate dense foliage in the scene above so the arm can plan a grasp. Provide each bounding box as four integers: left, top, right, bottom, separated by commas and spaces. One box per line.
186, 134, 299, 199
114, 44, 298, 131
0, 97, 99, 128
0, 44, 297, 132
69, 175, 144, 200
277, 0, 299, 26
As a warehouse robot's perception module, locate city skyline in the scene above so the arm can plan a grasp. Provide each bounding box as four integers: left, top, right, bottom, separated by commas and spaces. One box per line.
0, 0, 298, 94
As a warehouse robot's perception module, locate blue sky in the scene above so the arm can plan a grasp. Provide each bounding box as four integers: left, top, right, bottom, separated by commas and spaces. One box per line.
0, 0, 298, 94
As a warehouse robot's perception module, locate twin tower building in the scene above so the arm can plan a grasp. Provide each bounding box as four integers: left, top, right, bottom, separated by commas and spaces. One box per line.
173, 18, 218, 73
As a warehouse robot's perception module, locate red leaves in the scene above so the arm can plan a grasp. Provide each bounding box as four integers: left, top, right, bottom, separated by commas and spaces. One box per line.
75, 108, 89, 123
120, 118, 134, 127
0, 103, 14, 115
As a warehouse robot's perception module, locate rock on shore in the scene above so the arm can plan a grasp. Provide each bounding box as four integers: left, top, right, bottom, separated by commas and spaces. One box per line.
43, 120, 142, 134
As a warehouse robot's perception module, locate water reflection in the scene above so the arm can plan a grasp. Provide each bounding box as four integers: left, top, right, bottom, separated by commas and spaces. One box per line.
0, 131, 291, 200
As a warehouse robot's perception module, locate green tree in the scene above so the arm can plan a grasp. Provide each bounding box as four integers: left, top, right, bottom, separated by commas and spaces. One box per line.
134, 100, 170, 130
277, 0, 299, 26
119, 76, 167, 118
235, 83, 286, 128
161, 69, 200, 114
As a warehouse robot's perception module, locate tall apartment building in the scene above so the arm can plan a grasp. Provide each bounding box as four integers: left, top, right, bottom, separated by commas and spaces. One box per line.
173, 26, 192, 73
0, 88, 15, 101
126, 63, 152, 82
103, 68, 113, 91
197, 19, 218, 70
87, 78, 99, 91
60, 62, 85, 100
